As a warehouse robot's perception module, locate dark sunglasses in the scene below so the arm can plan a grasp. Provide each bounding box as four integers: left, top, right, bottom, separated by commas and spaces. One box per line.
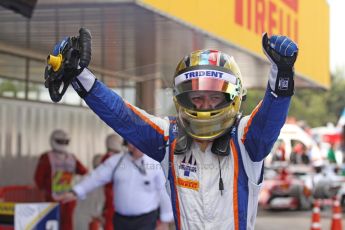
55, 139, 70, 145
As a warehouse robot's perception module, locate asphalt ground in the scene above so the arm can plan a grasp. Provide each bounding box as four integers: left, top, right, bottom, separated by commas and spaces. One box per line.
255, 207, 345, 230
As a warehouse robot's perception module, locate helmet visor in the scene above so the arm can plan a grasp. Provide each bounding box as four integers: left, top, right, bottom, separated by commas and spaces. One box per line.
174, 67, 239, 93
174, 72, 240, 111
174, 78, 235, 94
55, 139, 70, 145
176, 90, 231, 111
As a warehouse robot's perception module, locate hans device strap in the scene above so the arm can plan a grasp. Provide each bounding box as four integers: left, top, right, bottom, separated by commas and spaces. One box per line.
174, 115, 242, 156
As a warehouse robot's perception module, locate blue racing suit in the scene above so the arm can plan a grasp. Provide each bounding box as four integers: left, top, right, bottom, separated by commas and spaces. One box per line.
74, 68, 291, 230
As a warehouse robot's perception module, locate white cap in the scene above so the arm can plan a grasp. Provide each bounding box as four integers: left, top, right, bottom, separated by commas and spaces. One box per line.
106, 133, 123, 152
50, 129, 70, 153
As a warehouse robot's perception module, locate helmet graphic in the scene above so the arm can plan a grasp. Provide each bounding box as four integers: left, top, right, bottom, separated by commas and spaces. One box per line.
173, 49, 246, 140
106, 133, 123, 152
50, 129, 70, 153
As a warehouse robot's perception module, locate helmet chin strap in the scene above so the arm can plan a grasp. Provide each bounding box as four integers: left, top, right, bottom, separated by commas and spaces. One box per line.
173, 126, 231, 156
211, 132, 231, 156
175, 114, 242, 156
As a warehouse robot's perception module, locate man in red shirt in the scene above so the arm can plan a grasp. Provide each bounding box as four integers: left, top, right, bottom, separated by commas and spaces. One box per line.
34, 129, 88, 230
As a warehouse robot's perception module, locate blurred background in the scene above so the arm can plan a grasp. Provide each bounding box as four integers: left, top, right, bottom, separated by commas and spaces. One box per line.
0, 0, 344, 229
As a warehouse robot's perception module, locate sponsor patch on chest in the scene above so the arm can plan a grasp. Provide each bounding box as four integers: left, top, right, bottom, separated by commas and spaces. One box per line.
177, 177, 199, 191
178, 155, 197, 177
177, 155, 199, 190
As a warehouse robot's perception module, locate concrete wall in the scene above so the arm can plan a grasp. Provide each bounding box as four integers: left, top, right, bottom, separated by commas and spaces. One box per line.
0, 97, 114, 229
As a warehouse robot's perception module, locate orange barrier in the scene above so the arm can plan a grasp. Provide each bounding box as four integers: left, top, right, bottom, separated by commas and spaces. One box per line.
330, 197, 343, 230
310, 199, 321, 230
0, 185, 45, 202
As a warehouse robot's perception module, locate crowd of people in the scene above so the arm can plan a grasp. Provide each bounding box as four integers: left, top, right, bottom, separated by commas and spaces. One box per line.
34, 130, 173, 230
271, 124, 345, 168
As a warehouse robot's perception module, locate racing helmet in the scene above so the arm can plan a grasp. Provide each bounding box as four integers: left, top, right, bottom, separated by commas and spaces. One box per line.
106, 133, 123, 152
50, 129, 70, 153
173, 49, 246, 140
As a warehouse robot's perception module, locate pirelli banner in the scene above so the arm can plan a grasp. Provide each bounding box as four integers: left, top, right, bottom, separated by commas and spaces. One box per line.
139, 0, 330, 88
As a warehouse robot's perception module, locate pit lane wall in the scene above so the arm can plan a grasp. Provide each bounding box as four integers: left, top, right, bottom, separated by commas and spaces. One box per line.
0, 98, 111, 229
139, 0, 330, 88
0, 98, 113, 186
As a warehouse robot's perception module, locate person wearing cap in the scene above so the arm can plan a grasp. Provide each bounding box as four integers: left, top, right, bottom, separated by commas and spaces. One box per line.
60, 142, 174, 230
47, 30, 298, 229
99, 133, 123, 230
34, 129, 88, 230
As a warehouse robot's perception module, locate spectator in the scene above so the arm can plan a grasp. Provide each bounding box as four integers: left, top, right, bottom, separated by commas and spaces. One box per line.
60, 142, 173, 230
340, 125, 345, 163
327, 143, 337, 164
338, 125, 345, 175
100, 133, 123, 230
34, 129, 88, 230
272, 140, 286, 162
290, 142, 310, 165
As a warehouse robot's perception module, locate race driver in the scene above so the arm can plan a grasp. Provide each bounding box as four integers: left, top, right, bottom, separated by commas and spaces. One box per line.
47, 30, 298, 229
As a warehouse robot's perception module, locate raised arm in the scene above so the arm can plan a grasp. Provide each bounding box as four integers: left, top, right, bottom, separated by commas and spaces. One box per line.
44, 29, 169, 162
241, 33, 298, 162
74, 69, 170, 162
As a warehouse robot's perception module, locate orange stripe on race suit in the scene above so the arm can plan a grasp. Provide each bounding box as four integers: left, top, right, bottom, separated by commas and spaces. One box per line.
241, 101, 262, 144
125, 102, 168, 141
170, 139, 181, 230
230, 139, 239, 230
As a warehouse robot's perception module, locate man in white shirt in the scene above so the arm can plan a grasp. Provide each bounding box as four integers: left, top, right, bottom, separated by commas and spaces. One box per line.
60, 142, 173, 230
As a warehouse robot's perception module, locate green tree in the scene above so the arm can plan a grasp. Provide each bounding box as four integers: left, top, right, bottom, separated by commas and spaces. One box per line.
0, 79, 18, 97
241, 90, 264, 115
289, 88, 329, 127
325, 69, 345, 124
241, 69, 345, 127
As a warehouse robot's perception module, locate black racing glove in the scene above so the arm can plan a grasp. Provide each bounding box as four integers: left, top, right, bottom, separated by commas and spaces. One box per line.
262, 33, 298, 97
44, 28, 92, 102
